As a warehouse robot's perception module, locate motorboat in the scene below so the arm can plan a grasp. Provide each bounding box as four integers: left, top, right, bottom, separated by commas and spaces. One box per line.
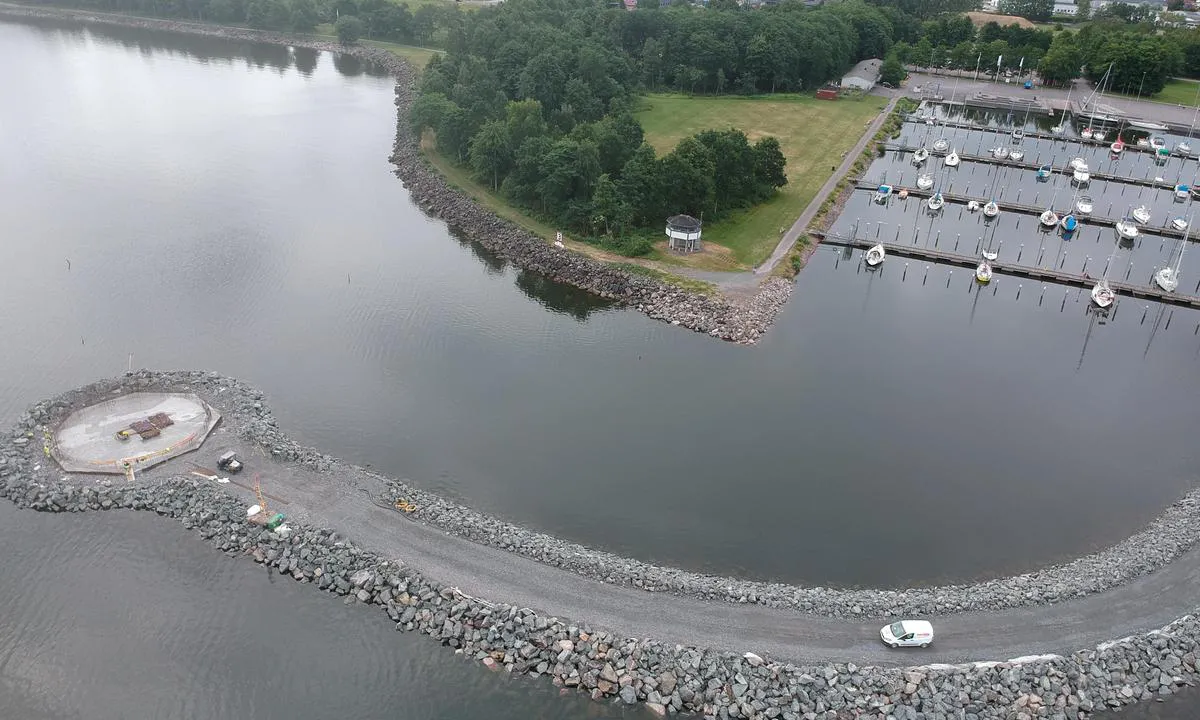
1061, 214, 1078, 233
1150, 136, 1166, 150
992, 146, 1009, 160
1176, 184, 1190, 200
983, 200, 1000, 218
913, 147, 929, 164
1009, 148, 1024, 162
927, 192, 945, 211
1082, 127, 1094, 140
1073, 167, 1090, 184
1156, 147, 1171, 163
874, 184, 893, 203
1173, 216, 1189, 231
982, 248, 998, 261
1129, 120, 1170, 131
865, 243, 886, 267
1036, 164, 1052, 181
1069, 157, 1088, 171
944, 150, 960, 167
1076, 196, 1094, 215
1051, 124, 1064, 135
1115, 219, 1139, 240
975, 260, 993, 283
1110, 139, 1124, 155
1093, 131, 1106, 142
1091, 279, 1116, 308
1177, 141, 1192, 156
1012, 129, 1025, 141
916, 174, 934, 190
898, 188, 909, 199
1039, 209, 1060, 227
1136, 137, 1150, 147
967, 200, 980, 212
1132, 205, 1151, 224
933, 137, 950, 152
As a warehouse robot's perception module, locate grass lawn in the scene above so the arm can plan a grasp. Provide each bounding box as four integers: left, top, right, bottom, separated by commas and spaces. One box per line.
311, 24, 442, 70
634, 92, 888, 267
1152, 78, 1200, 107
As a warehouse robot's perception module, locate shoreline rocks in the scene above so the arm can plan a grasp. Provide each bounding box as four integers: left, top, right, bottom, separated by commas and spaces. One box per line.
1, 370, 1199, 719
0, 2, 793, 345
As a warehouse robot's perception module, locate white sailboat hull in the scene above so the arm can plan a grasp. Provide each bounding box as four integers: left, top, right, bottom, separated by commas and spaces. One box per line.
1039, 210, 1059, 227
1154, 268, 1179, 292
1132, 207, 1151, 224
865, 244, 886, 267
1091, 282, 1116, 308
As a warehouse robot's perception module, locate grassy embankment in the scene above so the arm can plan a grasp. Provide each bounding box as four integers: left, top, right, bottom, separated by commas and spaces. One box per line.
773, 96, 918, 279
309, 23, 440, 69
1148, 78, 1200, 107
633, 93, 888, 271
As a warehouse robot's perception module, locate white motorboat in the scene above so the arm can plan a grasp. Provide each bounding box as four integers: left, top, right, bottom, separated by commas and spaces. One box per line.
1129, 120, 1170, 131
1136, 137, 1150, 147
982, 249, 998, 261
1176, 184, 1190, 200
1093, 131, 1106, 142
983, 200, 1000, 218
1115, 219, 1139, 240
1051, 124, 1064, 134
1177, 141, 1192, 156
1091, 279, 1116, 308
1036, 164, 1052, 181
874, 184, 893, 203
1082, 127, 1094, 140
1069, 157, 1088, 171
967, 200, 980, 212
1110, 139, 1124, 154
992, 146, 1009, 160
1009, 149, 1024, 161
1076, 196, 1094, 215
1131, 205, 1151, 224
1039, 209, 1059, 227
1073, 168, 1090, 184
975, 260, 993, 283
916, 173, 934, 190
944, 150, 960, 167
1151, 136, 1166, 150
1012, 129, 1025, 141
927, 192, 945, 211
865, 243, 886, 267
1154, 220, 1188, 292
933, 137, 950, 152
913, 147, 929, 164
1173, 216, 1189, 231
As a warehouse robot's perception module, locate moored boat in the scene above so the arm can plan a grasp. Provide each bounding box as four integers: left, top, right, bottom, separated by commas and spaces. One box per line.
1111, 139, 1124, 154
1009, 148, 1024, 161
927, 192, 945, 211
874, 184, 893, 203
1073, 167, 1090, 184
1091, 279, 1116, 308
933, 137, 950, 152
1131, 205, 1151, 225
1076, 195, 1094, 215
1115, 219, 1139, 240
1173, 216, 1188, 231
913, 147, 929, 164
983, 199, 1000, 218
1061, 214, 1078, 233
865, 243, 886, 267
1039, 209, 1059, 227
944, 150, 960, 167
1036, 164, 1052, 180
916, 173, 934, 190
975, 260, 993, 283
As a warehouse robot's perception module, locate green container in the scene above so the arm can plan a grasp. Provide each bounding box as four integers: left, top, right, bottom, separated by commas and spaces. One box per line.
265, 513, 286, 530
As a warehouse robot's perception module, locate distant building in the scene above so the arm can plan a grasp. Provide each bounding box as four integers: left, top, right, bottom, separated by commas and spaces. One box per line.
665, 215, 702, 253
841, 58, 881, 92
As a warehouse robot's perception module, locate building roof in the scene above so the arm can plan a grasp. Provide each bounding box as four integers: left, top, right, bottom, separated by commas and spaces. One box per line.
842, 58, 882, 84
666, 214, 702, 231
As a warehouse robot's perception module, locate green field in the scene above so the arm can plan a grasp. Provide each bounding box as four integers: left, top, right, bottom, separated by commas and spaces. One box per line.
634, 93, 889, 267
1152, 78, 1200, 107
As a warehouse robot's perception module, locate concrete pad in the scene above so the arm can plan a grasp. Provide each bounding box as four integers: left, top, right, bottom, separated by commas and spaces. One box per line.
51, 392, 220, 474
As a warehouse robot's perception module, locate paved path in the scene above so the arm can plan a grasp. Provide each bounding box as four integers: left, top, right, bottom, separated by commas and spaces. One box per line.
755, 96, 900, 276
163, 424, 1200, 669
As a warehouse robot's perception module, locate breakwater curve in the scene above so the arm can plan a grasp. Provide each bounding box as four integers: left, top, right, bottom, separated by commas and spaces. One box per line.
2, 370, 1200, 719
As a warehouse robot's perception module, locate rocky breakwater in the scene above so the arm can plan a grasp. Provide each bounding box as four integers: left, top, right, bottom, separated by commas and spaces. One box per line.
3, 370, 1200, 719
0, 1, 793, 345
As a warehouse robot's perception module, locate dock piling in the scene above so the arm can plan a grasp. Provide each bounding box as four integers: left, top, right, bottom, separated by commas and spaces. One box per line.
1166, 310, 1174, 330
923, 265, 929, 285
946, 271, 952, 288
1018, 243, 1024, 262
1017, 284, 1022, 300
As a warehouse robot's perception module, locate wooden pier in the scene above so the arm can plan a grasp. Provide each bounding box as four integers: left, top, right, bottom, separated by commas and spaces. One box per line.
853, 180, 1196, 242
812, 230, 1200, 310
884, 142, 1187, 193
904, 116, 1184, 159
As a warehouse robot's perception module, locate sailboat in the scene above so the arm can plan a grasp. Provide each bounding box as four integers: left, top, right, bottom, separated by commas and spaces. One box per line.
1091, 243, 1118, 309
1081, 127, 1094, 140
933, 137, 950, 152
1061, 213, 1078, 233
1179, 88, 1199, 157
983, 199, 1000, 218
1175, 183, 1190, 200
1073, 164, 1090, 184
975, 258, 993, 283
1040, 208, 1060, 227
945, 150, 960, 167
913, 146, 929, 164
916, 173, 934, 190
1154, 223, 1188, 292
927, 191, 945, 211
1115, 208, 1139, 240
1012, 129, 1025, 141
1069, 157, 1088, 171
1076, 195, 1094, 215
1010, 148, 1025, 162
1051, 83, 1073, 135
865, 243, 886, 267
1173, 216, 1188, 231
992, 146, 1009, 160
1111, 138, 1124, 155
1132, 205, 1151, 224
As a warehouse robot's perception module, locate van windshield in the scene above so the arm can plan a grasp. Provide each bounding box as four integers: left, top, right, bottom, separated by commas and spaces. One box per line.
889, 622, 906, 637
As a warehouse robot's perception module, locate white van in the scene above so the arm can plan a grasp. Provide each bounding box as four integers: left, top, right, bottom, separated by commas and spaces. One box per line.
880, 620, 934, 648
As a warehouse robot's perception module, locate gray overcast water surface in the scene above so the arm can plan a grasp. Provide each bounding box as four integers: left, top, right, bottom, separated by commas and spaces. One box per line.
1, 17, 1199, 720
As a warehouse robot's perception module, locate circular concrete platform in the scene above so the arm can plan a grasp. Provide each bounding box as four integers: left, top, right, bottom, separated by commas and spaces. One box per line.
50, 392, 220, 474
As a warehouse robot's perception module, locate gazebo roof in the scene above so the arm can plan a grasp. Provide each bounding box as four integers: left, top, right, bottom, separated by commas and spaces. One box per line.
666, 214, 702, 231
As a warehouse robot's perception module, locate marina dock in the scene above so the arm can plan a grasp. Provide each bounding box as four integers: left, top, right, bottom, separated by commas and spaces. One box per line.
904, 117, 1189, 159
812, 230, 1200, 310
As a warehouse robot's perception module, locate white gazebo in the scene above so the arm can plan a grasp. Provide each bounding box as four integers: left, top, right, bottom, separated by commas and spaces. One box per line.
665, 214, 702, 253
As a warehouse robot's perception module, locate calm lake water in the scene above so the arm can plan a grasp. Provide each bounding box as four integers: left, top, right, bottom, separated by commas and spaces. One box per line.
2, 17, 1200, 720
